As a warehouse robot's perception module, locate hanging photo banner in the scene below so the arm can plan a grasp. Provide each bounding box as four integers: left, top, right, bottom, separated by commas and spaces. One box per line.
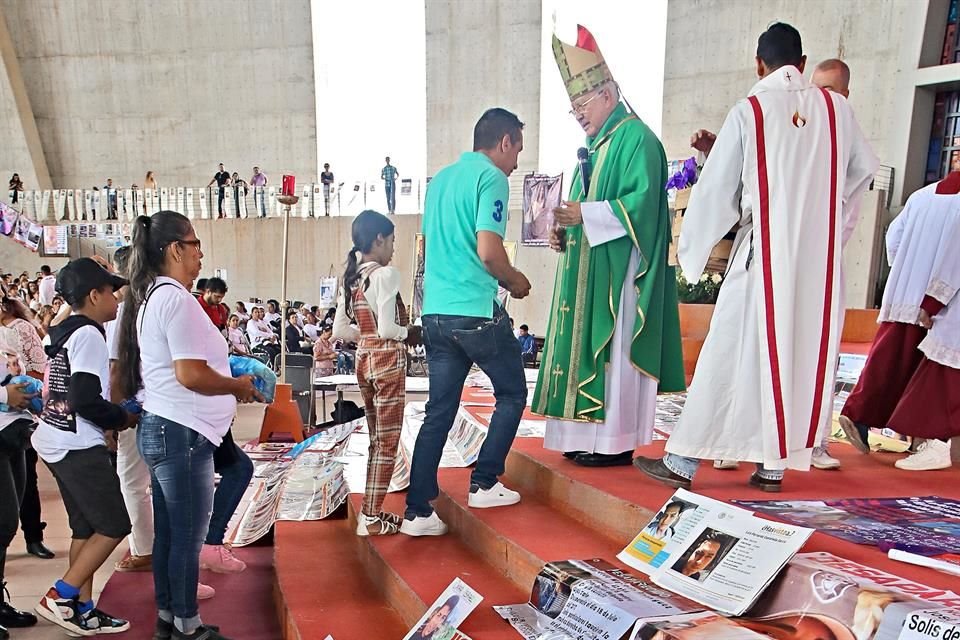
400, 178, 412, 196
53, 190, 65, 221
83, 190, 93, 220
151, 188, 160, 214
198, 188, 209, 219
66, 190, 77, 221
313, 184, 323, 216
14, 216, 41, 251
67, 224, 78, 237
42, 225, 69, 256
411, 233, 426, 320
122, 189, 132, 220
238, 185, 248, 219
521, 174, 563, 247
319, 276, 338, 307
222, 184, 232, 218
129, 189, 139, 220
35, 191, 45, 220
268, 186, 278, 217
300, 185, 311, 217
253, 186, 265, 217
159, 188, 169, 213
185, 188, 195, 218
0, 202, 19, 235
176, 187, 185, 213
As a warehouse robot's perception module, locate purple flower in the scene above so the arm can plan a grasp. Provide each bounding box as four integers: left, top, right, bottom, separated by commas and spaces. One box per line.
665, 156, 699, 191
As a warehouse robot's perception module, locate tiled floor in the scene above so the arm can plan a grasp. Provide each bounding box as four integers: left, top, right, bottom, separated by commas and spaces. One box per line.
4, 403, 269, 639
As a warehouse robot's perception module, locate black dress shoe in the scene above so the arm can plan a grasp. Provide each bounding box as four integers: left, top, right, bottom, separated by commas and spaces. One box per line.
0, 622, 8, 640
632, 456, 692, 489
748, 472, 783, 493
573, 451, 634, 467
562, 451, 585, 460
0, 601, 37, 628
26, 541, 55, 559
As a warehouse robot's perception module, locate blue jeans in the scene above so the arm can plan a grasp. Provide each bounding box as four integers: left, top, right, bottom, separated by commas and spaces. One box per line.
385, 184, 396, 213
663, 453, 785, 481
206, 444, 253, 545
137, 412, 216, 625
405, 305, 527, 519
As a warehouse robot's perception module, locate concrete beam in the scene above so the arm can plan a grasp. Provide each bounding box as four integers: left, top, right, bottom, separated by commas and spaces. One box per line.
0, 9, 51, 189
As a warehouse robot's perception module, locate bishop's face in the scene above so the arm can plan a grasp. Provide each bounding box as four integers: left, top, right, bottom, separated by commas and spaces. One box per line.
571, 86, 617, 137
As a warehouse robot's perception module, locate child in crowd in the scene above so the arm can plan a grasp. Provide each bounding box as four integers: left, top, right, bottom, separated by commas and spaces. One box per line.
1, 353, 43, 414
334, 210, 421, 536
224, 314, 251, 356
312, 325, 337, 377
30, 258, 138, 636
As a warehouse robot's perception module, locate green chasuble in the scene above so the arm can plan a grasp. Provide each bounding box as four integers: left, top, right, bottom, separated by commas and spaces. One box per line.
532, 103, 685, 422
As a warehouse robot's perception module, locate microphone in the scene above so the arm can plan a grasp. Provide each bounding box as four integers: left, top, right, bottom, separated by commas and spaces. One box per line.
577, 147, 591, 198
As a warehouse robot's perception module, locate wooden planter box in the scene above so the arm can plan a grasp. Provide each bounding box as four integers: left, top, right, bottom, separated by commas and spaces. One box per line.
668, 188, 733, 274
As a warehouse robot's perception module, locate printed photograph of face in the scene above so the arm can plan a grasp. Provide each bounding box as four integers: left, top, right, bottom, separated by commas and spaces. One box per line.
669, 528, 739, 582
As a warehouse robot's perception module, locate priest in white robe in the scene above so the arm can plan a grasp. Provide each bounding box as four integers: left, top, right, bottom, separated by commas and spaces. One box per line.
634, 22, 878, 491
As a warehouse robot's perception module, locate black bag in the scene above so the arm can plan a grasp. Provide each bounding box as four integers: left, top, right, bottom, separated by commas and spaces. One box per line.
332, 400, 364, 424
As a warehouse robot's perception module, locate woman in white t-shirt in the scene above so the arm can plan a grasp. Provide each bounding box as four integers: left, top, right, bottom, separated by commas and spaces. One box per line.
115, 211, 259, 640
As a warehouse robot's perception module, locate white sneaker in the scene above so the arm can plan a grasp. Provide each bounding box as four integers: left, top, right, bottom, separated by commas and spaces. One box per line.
895, 439, 952, 471
812, 446, 841, 470
713, 460, 739, 470
399, 512, 448, 537
467, 482, 521, 509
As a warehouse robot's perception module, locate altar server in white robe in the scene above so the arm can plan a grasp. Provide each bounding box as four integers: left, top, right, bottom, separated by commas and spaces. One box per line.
634, 22, 878, 492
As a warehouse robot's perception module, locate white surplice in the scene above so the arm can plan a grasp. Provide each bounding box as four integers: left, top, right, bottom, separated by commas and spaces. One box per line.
882, 184, 960, 368
665, 66, 879, 470
543, 202, 658, 455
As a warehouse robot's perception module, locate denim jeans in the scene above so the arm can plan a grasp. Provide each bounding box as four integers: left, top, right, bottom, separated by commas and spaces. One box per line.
663, 453, 785, 481
385, 185, 396, 213
405, 305, 527, 519
137, 412, 215, 625
206, 443, 253, 545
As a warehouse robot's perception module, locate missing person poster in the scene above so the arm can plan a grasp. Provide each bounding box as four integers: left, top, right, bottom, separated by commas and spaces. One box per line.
42, 225, 69, 256
619, 489, 751, 574
651, 512, 812, 615
521, 174, 563, 246
402, 578, 482, 640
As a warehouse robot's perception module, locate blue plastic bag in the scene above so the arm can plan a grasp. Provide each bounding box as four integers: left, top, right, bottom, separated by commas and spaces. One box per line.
229, 355, 277, 403
0, 375, 44, 414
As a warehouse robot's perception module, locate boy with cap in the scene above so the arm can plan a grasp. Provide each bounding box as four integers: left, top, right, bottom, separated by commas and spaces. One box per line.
31, 257, 138, 636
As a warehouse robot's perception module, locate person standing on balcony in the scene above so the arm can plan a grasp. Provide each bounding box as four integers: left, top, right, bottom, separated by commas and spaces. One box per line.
250, 167, 268, 218
634, 23, 878, 492
207, 164, 230, 219
321, 164, 335, 216
381, 157, 399, 214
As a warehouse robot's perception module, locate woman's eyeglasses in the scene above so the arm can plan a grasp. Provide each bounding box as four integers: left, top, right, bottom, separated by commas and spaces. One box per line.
176, 239, 202, 252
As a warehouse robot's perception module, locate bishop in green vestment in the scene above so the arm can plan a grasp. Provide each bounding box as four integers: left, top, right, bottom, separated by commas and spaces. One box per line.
533, 26, 685, 466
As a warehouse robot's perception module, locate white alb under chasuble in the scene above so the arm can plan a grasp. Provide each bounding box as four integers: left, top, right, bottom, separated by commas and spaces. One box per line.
666, 66, 878, 471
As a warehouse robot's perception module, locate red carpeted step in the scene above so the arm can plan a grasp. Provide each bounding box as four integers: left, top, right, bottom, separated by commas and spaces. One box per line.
274, 519, 407, 639
504, 440, 658, 543
348, 494, 529, 639
435, 465, 627, 592
507, 438, 960, 592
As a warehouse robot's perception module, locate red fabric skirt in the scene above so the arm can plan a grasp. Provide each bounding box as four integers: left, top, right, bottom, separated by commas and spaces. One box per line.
841, 321, 925, 428
888, 358, 960, 439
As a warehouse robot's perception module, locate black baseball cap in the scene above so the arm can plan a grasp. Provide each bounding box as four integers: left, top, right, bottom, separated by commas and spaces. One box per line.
56, 257, 128, 305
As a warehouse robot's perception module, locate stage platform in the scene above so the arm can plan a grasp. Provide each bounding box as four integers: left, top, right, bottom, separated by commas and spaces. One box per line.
274, 432, 960, 639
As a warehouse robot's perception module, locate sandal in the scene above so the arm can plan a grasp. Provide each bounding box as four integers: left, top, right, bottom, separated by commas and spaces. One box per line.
356, 513, 400, 536
114, 554, 153, 572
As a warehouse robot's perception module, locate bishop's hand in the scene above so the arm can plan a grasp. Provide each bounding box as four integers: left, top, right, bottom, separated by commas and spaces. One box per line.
553, 201, 583, 227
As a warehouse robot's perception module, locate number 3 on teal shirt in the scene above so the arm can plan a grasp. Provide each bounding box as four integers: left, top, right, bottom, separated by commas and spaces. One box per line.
492, 199, 503, 222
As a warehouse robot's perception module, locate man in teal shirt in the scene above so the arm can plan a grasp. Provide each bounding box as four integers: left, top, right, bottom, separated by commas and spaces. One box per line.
401, 108, 532, 537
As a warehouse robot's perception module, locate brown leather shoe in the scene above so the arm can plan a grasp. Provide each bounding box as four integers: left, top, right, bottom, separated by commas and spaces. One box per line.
114, 554, 152, 572
748, 473, 782, 492
632, 456, 692, 489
